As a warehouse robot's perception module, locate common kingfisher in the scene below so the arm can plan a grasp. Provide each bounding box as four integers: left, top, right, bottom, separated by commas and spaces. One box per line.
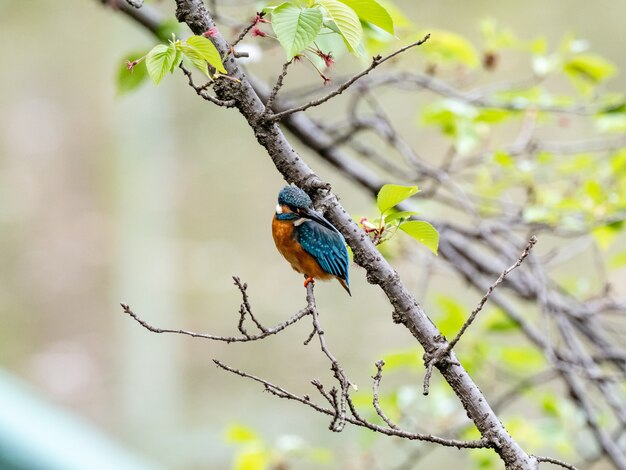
272, 186, 351, 295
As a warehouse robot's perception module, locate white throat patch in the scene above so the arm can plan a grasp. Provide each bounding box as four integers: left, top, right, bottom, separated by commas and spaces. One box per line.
275, 204, 283, 214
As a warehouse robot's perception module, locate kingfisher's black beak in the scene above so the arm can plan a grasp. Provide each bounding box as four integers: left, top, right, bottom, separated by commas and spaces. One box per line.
300, 208, 341, 234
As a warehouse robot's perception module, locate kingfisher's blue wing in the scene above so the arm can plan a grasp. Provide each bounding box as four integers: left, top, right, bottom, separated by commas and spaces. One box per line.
295, 220, 350, 283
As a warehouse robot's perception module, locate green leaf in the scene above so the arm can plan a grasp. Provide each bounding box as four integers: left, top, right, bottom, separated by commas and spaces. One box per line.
338, 0, 394, 34
156, 19, 181, 42
399, 220, 439, 255
380, 349, 421, 371
434, 295, 466, 337
499, 345, 545, 371
564, 53, 617, 84
271, 3, 323, 58
170, 47, 184, 73
234, 449, 268, 470
376, 184, 419, 213
484, 308, 518, 332
376, 0, 412, 29
421, 29, 479, 67
116, 50, 149, 95
319, 0, 363, 53
226, 424, 260, 443
384, 210, 419, 223
184, 35, 227, 75
146, 43, 178, 85
610, 250, 626, 270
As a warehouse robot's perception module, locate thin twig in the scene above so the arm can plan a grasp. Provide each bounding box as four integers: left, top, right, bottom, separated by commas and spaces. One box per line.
233, 276, 268, 333
213, 359, 490, 449
121, 302, 309, 342
267, 34, 431, 121
422, 236, 538, 395
179, 64, 236, 107
535, 455, 580, 470
306, 282, 353, 432
230, 12, 264, 48
447, 235, 538, 352
372, 360, 399, 429
264, 60, 293, 116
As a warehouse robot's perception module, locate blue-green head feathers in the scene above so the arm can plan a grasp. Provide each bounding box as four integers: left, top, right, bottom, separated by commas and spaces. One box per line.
278, 186, 312, 211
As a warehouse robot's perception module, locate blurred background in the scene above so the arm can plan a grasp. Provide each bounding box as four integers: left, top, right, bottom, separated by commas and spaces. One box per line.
0, 0, 624, 468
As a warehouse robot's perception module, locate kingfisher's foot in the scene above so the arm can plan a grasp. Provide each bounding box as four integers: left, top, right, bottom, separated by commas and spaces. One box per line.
304, 276, 315, 288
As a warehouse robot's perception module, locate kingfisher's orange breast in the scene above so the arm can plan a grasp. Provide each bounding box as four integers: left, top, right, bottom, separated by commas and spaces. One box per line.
272, 215, 332, 280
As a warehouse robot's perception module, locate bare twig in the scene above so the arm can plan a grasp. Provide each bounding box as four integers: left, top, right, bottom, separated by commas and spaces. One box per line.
212, 359, 490, 449
119, 277, 312, 343
448, 235, 538, 352
230, 12, 265, 48
535, 455, 580, 470
305, 282, 353, 432
179, 64, 237, 107
267, 34, 431, 121
263, 60, 292, 116
372, 360, 399, 429
233, 276, 268, 333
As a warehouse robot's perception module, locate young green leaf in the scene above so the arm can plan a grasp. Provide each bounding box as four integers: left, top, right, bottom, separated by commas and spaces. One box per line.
170, 47, 183, 73
184, 35, 227, 75
338, 0, 394, 34
377, 184, 419, 213
271, 3, 324, 58
399, 220, 439, 255
146, 43, 178, 85
384, 210, 419, 223
319, 0, 363, 53
117, 50, 149, 95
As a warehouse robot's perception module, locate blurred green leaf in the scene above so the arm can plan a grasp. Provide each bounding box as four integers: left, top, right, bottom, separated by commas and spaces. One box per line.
609, 250, 626, 270
319, 0, 363, 53
484, 308, 518, 332
381, 349, 421, 371
434, 295, 466, 337
271, 3, 323, 58
541, 393, 560, 418
156, 19, 181, 41
339, 0, 394, 34
592, 224, 619, 251
500, 345, 545, 371
400, 220, 439, 255
422, 29, 479, 67
226, 424, 260, 443
564, 53, 617, 83
493, 149, 514, 167
116, 50, 149, 95
376, 0, 412, 28
480, 18, 517, 50
234, 449, 268, 470
377, 184, 419, 213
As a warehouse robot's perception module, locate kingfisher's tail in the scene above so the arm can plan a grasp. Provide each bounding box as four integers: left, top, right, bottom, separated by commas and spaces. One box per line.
337, 278, 351, 297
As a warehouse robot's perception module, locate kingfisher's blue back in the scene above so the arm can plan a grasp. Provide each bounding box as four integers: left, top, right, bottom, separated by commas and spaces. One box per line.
272, 185, 351, 295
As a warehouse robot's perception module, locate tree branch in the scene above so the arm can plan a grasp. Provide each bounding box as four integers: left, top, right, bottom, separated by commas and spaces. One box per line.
266, 35, 431, 121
